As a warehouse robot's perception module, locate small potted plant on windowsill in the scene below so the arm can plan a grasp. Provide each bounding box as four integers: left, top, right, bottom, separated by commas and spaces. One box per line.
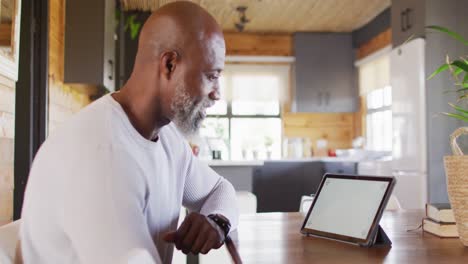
427, 25, 468, 246
264, 136, 273, 160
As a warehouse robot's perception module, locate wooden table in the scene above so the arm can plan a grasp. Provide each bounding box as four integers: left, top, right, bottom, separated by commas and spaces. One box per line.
232, 210, 468, 263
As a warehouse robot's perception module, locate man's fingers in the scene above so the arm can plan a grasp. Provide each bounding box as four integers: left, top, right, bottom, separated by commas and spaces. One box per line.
191, 225, 210, 254
169, 213, 225, 255
210, 230, 223, 249
200, 239, 214, 255
181, 219, 202, 253
174, 214, 194, 250
177, 215, 192, 240
163, 232, 177, 243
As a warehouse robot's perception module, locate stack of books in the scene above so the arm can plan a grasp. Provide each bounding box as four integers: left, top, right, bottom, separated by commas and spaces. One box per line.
422, 203, 458, 238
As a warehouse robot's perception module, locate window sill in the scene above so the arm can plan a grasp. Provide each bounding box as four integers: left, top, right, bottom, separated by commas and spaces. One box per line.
202, 160, 265, 167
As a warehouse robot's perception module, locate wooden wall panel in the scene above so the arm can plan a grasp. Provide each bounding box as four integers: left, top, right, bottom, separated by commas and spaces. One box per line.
48, 0, 91, 133
224, 32, 293, 56
282, 112, 356, 150
0, 189, 13, 221
0, 23, 12, 46
356, 28, 391, 60
0, 73, 15, 222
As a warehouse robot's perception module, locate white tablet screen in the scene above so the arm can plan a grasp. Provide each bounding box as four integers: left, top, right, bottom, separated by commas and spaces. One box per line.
304, 177, 389, 239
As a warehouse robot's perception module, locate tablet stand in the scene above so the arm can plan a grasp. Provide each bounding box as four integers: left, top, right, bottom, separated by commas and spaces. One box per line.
368, 225, 392, 247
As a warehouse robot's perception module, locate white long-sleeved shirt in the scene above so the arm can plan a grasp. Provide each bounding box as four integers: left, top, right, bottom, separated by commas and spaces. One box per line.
20, 94, 238, 264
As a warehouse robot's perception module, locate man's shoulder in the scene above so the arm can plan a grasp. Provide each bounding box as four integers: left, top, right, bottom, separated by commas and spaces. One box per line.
48, 95, 120, 145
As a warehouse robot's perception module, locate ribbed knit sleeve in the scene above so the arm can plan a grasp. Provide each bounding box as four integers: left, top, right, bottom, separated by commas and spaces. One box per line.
182, 143, 239, 231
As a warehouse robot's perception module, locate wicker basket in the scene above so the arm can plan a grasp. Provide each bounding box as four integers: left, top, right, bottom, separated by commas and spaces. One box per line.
444, 127, 468, 246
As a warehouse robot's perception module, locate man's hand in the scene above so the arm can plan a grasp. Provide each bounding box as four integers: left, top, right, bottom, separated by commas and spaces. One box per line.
163, 212, 225, 255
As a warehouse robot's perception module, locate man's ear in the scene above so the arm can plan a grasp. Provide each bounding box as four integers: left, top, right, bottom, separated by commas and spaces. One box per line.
160, 51, 179, 80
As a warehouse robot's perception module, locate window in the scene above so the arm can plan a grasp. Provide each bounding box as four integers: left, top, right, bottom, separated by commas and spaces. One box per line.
358, 54, 392, 152
197, 64, 290, 160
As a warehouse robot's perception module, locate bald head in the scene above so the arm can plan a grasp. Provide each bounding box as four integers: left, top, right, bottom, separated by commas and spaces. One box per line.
136, 1, 223, 64
121, 1, 226, 137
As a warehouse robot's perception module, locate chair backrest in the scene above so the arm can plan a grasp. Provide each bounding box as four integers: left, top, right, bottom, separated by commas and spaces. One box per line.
385, 195, 402, 211
236, 191, 257, 214
299, 195, 314, 213
0, 220, 21, 264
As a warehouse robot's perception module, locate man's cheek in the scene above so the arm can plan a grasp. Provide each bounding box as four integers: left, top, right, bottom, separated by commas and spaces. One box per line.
199, 78, 212, 96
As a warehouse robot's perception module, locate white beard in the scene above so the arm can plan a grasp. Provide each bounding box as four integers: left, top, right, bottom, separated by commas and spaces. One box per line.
171, 84, 210, 136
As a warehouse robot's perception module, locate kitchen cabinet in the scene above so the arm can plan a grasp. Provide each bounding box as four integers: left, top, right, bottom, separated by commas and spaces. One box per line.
216, 160, 357, 213
293, 33, 357, 113
391, 0, 425, 48
323, 161, 357, 175
253, 161, 324, 213
64, 0, 116, 91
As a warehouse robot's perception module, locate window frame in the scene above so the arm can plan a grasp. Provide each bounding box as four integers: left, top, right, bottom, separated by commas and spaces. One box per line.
207, 101, 282, 160
365, 87, 392, 152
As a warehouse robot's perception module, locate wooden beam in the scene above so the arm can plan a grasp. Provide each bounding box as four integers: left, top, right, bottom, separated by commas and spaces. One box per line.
356, 28, 391, 60
0, 23, 12, 46
224, 32, 293, 56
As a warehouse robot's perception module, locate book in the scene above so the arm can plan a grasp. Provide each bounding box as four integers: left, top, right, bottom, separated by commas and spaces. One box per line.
426, 203, 456, 223
423, 218, 458, 238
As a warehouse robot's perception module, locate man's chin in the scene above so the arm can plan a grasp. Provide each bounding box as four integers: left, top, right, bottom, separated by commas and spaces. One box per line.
173, 118, 203, 137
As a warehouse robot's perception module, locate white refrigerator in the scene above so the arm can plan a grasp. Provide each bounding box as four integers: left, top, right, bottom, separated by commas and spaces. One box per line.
390, 38, 427, 209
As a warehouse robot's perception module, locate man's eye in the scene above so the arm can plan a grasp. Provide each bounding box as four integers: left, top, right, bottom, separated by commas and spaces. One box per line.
208, 75, 219, 81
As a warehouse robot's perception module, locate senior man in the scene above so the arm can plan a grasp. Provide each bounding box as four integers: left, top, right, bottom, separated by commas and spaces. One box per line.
20, 2, 238, 263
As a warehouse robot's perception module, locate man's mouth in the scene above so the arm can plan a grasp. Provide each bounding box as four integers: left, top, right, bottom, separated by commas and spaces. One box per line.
198, 108, 207, 119
205, 102, 215, 108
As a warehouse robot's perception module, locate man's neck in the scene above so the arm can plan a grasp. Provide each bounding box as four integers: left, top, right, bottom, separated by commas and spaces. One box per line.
111, 86, 168, 141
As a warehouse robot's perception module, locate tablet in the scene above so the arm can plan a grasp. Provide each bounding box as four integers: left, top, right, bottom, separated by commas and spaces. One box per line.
300, 174, 396, 247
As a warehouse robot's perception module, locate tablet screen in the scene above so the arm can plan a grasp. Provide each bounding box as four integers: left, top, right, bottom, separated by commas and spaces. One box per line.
303, 176, 390, 240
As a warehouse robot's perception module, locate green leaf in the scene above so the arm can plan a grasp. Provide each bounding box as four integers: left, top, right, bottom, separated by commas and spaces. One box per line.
449, 103, 468, 116
464, 73, 468, 83
427, 25, 468, 45
442, 112, 468, 122
124, 15, 142, 40
130, 23, 142, 40
454, 67, 464, 76
456, 87, 468, 93
451, 60, 468, 73
428, 64, 449, 79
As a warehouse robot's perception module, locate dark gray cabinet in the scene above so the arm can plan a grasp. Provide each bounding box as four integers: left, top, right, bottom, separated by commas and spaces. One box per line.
391, 0, 425, 48
323, 161, 357, 175
253, 161, 324, 212
64, 0, 116, 91
293, 33, 357, 113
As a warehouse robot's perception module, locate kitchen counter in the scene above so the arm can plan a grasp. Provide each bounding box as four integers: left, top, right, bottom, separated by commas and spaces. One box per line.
204, 158, 361, 208
203, 160, 265, 167
202, 157, 364, 167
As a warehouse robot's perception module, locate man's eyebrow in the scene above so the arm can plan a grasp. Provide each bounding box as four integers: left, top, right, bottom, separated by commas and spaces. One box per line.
206, 69, 223, 73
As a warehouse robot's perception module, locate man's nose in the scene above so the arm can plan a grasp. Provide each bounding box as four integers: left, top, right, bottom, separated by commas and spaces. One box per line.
208, 88, 220, 101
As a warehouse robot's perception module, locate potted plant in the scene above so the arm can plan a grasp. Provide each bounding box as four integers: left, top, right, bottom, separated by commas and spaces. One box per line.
427, 26, 468, 246
264, 136, 273, 159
